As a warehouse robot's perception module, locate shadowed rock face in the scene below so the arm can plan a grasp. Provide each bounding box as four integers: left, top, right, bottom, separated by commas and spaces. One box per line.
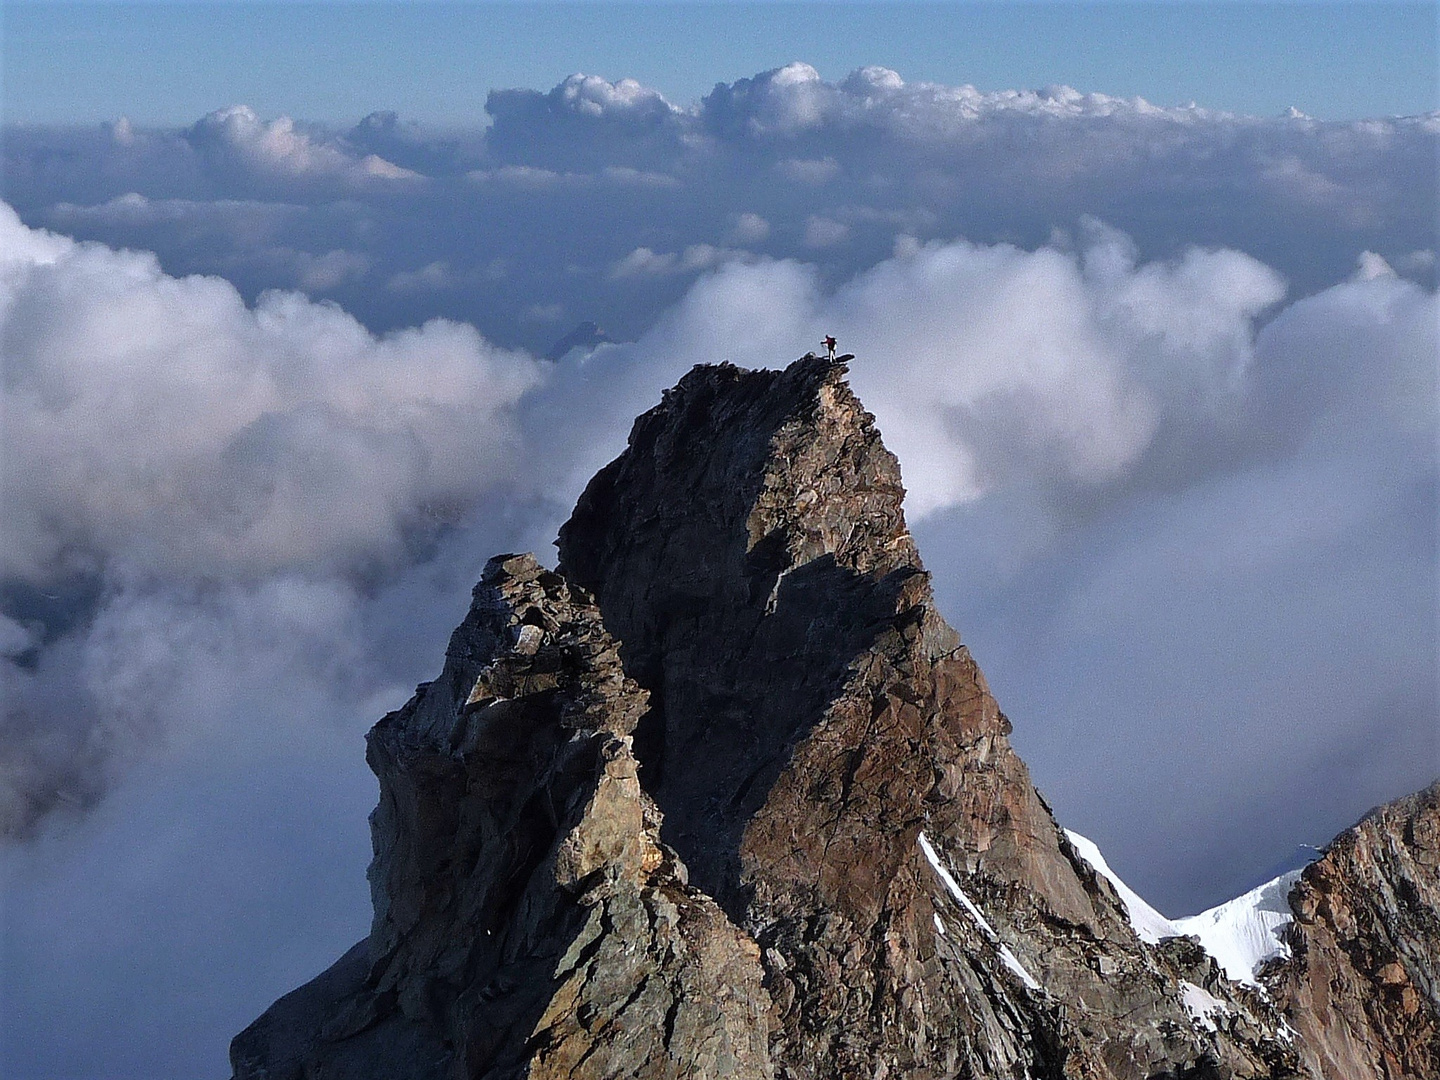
231, 355, 1431, 1080
557, 358, 930, 919
1266, 781, 1440, 1080
556, 357, 1297, 1080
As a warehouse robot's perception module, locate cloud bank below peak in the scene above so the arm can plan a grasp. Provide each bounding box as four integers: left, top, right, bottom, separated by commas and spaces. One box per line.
0, 193, 1434, 1078
0, 61, 1435, 1078
4, 63, 1433, 354
0, 204, 537, 588
3, 201, 1430, 849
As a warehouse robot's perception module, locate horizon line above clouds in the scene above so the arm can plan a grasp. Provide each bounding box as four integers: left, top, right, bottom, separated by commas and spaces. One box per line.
26, 61, 1440, 143
5, 2, 1437, 125
5, 63, 1435, 359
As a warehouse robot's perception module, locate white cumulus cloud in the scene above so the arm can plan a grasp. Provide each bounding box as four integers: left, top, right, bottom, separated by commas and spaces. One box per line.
0, 204, 539, 586
186, 105, 419, 185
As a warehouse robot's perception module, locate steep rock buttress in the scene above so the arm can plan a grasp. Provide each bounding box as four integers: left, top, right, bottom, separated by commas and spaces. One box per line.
232, 555, 771, 1079
1266, 781, 1440, 1080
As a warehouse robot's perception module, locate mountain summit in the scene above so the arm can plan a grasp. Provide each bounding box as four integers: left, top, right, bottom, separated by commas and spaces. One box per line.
232, 355, 1437, 1079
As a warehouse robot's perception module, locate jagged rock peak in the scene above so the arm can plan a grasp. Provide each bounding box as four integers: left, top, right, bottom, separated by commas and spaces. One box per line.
556, 354, 965, 919
231, 353, 1421, 1080
561, 353, 925, 610
555, 354, 1294, 1078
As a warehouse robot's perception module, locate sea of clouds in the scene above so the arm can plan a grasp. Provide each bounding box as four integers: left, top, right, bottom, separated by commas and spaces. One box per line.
2, 65, 1436, 1078
9, 63, 1435, 347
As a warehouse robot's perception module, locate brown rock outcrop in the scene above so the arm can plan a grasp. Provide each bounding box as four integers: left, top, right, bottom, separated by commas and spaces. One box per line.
555, 356, 1296, 1080
232, 354, 1428, 1080
1266, 781, 1440, 1080
231, 554, 772, 1079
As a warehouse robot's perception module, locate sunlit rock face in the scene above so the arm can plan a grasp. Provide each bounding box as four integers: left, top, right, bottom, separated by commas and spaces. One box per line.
231, 354, 1431, 1080
231, 551, 772, 1080
1266, 782, 1440, 1080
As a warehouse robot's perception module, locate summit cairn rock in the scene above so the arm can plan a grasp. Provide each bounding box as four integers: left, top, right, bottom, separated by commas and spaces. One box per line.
231, 354, 1435, 1079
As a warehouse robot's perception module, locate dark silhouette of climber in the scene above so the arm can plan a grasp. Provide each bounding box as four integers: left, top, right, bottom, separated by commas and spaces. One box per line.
822, 335, 838, 360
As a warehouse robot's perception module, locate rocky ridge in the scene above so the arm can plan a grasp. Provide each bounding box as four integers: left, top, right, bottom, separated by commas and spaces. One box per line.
232, 355, 1437, 1080
232, 553, 772, 1079
1265, 782, 1440, 1080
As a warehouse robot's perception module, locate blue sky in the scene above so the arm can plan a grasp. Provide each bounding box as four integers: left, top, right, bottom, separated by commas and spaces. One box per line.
5, 1, 1437, 125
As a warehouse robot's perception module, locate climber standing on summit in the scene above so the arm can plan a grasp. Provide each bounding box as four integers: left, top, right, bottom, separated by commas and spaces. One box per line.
822, 335, 838, 360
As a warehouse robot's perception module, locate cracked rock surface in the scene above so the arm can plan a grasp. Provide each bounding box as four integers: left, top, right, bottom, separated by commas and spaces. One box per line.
232, 355, 1435, 1080
231, 554, 771, 1079
1266, 781, 1440, 1080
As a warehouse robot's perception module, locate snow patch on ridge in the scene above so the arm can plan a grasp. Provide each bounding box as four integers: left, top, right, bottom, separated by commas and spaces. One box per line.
997, 944, 1042, 991
1065, 829, 1179, 944
918, 831, 1042, 991
1172, 870, 1305, 986
919, 831, 999, 935
1066, 829, 1306, 986
1179, 980, 1231, 1031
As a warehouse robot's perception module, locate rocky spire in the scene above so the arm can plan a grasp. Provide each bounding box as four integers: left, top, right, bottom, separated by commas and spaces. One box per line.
556, 355, 1295, 1078
231, 354, 1433, 1080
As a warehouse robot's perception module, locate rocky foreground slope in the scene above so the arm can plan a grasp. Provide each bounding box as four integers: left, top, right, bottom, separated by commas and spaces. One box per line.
232, 355, 1438, 1080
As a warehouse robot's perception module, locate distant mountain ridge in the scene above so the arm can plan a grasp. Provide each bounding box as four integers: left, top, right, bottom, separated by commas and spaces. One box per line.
232, 355, 1438, 1079
545, 321, 613, 362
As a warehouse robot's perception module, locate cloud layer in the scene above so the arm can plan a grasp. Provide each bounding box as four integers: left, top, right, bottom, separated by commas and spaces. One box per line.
0, 64, 1435, 1079
4, 202, 1435, 1080
2, 207, 535, 586
5, 65, 1434, 353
